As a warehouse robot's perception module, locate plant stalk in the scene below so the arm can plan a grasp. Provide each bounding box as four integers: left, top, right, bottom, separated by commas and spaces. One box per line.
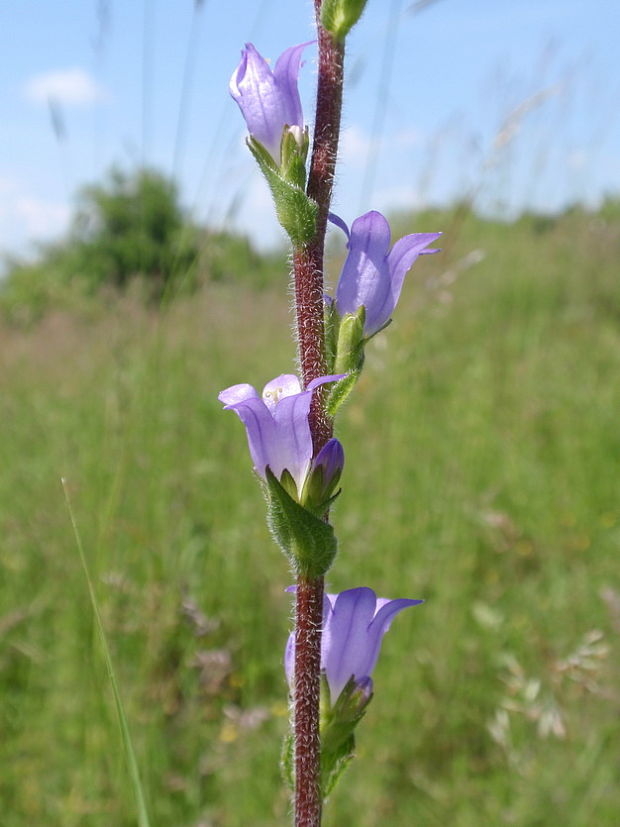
293, 575, 325, 826
292, 4, 345, 825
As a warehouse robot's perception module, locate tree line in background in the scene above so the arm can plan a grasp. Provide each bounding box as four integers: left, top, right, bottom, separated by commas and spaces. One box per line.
0, 167, 286, 324
1, 165, 618, 327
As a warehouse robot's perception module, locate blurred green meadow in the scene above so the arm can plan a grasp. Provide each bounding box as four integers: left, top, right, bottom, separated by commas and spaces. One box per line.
1, 200, 619, 825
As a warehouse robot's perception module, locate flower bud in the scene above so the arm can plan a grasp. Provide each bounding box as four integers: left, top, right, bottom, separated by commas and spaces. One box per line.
301, 438, 345, 513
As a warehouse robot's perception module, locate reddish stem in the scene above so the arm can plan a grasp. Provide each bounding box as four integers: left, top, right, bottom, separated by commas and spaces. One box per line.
292, 6, 345, 827
293, 576, 325, 826
294, 13, 345, 455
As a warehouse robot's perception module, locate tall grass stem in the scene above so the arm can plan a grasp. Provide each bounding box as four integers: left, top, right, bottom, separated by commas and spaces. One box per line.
61, 478, 151, 827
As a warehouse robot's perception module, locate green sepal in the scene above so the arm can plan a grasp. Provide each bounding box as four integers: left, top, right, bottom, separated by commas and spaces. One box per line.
322, 733, 355, 797
300, 464, 342, 517
324, 305, 366, 416
320, 676, 373, 797
324, 298, 340, 374
320, 0, 369, 41
280, 731, 295, 792
279, 468, 300, 502
280, 127, 310, 189
247, 137, 318, 246
265, 467, 337, 578
334, 305, 366, 375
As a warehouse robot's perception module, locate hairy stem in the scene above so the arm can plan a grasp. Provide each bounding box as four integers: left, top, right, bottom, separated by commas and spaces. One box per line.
294, 10, 345, 454
293, 576, 325, 826
292, 5, 345, 826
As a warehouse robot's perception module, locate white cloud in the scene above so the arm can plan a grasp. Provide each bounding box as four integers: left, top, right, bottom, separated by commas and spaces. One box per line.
24, 68, 107, 106
15, 196, 70, 238
0, 176, 71, 260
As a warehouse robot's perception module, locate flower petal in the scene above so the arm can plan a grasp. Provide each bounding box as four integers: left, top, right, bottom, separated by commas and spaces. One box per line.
262, 374, 302, 412
360, 597, 423, 679
218, 383, 259, 407
285, 590, 334, 691
230, 44, 280, 158
383, 232, 442, 321
273, 41, 312, 131
313, 438, 345, 483
229, 43, 296, 161
336, 210, 393, 335
323, 587, 378, 703
270, 389, 314, 491
284, 631, 295, 689
220, 395, 276, 479
306, 373, 346, 393
328, 211, 351, 240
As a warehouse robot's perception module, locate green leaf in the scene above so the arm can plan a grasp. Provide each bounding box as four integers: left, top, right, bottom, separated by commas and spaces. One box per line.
247, 137, 318, 246
265, 468, 337, 578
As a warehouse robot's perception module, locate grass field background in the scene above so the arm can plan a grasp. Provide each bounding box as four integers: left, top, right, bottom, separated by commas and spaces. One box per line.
1, 203, 619, 825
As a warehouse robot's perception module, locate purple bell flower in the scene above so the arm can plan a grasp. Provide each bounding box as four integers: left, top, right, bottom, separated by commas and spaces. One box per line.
285, 587, 423, 705
218, 373, 343, 497
331, 210, 442, 337
229, 42, 310, 163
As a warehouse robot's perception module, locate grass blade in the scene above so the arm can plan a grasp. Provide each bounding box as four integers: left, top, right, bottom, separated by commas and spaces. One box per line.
62, 477, 151, 827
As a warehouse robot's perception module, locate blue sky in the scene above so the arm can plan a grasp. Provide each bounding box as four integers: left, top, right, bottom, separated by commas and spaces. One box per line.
1, 0, 619, 260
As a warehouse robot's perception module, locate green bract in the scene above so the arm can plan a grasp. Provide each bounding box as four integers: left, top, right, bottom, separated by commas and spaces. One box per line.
326, 305, 366, 416
265, 468, 337, 578
248, 136, 318, 246
280, 127, 310, 188
320, 0, 369, 41
320, 676, 373, 796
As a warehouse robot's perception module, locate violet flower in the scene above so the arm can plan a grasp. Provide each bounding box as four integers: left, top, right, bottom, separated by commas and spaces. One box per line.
229, 42, 309, 163
285, 587, 422, 705
218, 373, 343, 497
330, 210, 442, 337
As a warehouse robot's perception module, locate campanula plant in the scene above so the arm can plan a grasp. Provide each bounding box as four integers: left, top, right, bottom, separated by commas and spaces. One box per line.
220, 2, 440, 822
